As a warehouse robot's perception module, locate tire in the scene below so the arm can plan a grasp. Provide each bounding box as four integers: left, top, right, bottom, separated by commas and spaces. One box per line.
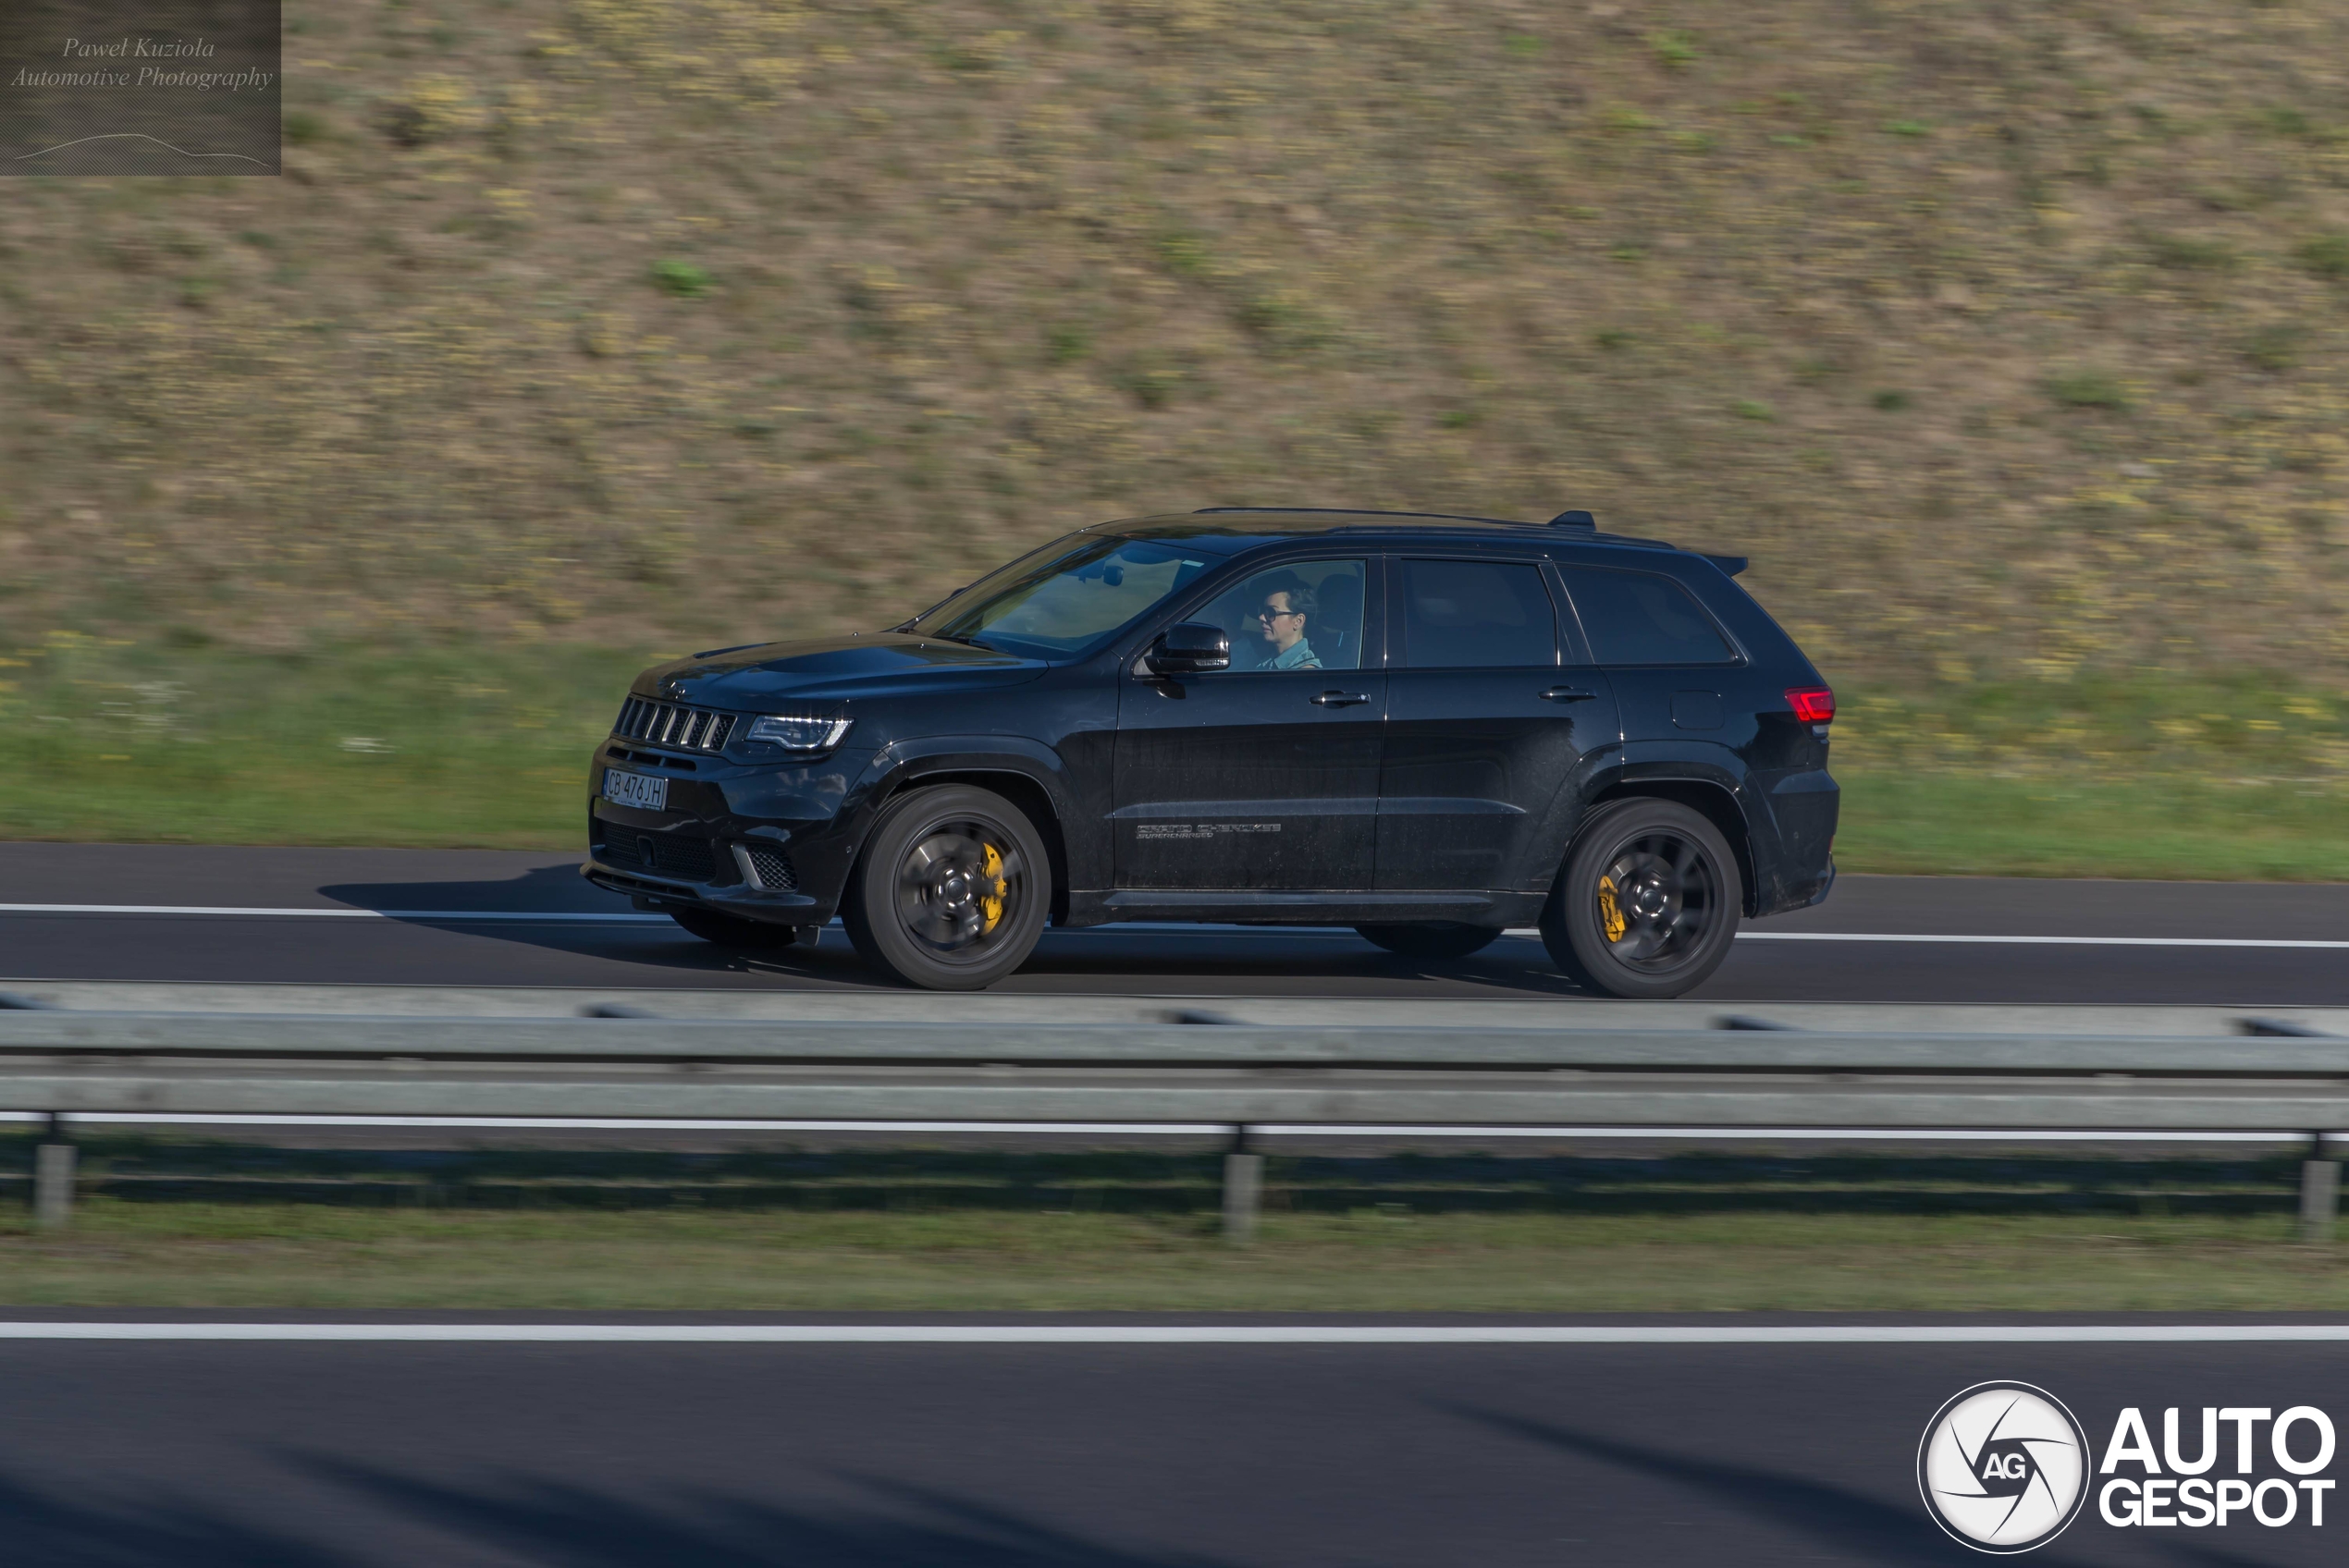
670, 907, 813, 950
1539, 798, 1742, 999
1354, 922, 1503, 962
841, 784, 1052, 990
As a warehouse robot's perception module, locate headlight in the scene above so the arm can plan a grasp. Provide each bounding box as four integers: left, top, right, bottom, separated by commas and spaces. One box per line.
744, 712, 854, 752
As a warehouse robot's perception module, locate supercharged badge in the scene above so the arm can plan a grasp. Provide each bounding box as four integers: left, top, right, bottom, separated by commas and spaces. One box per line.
1134, 823, 1281, 841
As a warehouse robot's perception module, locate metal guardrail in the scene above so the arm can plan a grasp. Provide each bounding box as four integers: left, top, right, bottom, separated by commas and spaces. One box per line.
1, 1008, 2342, 1241
4, 1011, 2349, 1072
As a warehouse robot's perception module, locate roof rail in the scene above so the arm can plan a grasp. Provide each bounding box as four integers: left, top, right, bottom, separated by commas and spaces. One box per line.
1193, 507, 1528, 526
1548, 509, 1596, 530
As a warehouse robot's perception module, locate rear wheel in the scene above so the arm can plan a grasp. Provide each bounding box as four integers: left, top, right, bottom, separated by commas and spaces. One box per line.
669, 907, 814, 950
1539, 798, 1741, 999
1354, 923, 1503, 962
842, 784, 1052, 990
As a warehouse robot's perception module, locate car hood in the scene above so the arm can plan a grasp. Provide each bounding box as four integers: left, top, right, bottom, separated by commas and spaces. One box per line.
640, 633, 1048, 706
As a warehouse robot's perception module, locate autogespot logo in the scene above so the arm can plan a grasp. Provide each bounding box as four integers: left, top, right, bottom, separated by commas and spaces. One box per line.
1918, 1382, 2092, 1553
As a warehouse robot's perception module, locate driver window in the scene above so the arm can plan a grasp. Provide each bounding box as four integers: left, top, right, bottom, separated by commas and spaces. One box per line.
1189, 560, 1367, 672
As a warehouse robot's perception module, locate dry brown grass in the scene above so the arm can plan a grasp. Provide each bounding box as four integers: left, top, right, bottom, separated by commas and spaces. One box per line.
1, 0, 2346, 684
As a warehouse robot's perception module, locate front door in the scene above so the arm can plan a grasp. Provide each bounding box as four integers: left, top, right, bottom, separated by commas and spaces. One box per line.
1113, 557, 1384, 889
1376, 556, 1621, 890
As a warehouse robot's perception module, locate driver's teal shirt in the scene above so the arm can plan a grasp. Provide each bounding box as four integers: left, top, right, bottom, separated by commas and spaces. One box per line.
1265, 638, 1322, 670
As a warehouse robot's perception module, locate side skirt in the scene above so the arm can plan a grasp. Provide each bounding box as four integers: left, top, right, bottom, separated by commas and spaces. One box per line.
1062, 889, 1547, 928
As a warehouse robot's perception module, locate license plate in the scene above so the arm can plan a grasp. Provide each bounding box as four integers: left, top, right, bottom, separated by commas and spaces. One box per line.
602, 768, 668, 812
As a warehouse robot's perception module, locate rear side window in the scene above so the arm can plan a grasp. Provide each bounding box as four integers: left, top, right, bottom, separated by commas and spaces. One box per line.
1398, 558, 1556, 668
1557, 567, 1737, 666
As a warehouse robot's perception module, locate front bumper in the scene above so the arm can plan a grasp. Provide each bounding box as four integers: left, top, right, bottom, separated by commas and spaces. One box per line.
584, 742, 873, 925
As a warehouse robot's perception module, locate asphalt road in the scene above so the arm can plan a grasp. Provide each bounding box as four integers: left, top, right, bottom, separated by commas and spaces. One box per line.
0, 1321, 2342, 1566
3, 844, 2347, 1003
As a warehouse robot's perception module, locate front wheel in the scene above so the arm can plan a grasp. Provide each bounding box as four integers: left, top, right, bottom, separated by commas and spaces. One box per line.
841, 784, 1052, 990
1539, 798, 1741, 999
1354, 923, 1503, 962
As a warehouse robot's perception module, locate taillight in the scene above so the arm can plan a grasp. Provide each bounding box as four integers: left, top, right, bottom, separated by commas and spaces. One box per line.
1786, 686, 1835, 725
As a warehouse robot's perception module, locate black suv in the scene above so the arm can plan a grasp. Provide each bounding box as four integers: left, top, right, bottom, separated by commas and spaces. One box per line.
584, 508, 1838, 997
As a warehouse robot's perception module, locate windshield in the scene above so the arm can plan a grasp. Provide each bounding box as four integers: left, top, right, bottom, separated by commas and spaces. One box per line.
906, 536, 1216, 658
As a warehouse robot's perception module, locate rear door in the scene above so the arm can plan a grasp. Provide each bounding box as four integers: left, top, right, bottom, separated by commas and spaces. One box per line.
1375, 556, 1620, 891
1113, 557, 1385, 890
1553, 563, 1746, 748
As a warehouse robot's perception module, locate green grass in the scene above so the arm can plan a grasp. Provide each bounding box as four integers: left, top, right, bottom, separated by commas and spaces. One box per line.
1, 643, 2343, 879
0, 640, 650, 847
5, 1202, 2349, 1312
2, 1141, 2333, 1311
1832, 776, 2349, 879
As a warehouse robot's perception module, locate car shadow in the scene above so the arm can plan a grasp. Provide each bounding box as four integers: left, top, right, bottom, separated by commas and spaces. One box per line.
313, 865, 1600, 996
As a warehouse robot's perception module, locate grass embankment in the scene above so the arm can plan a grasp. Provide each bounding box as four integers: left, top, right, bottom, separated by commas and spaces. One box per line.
0, 1144, 2341, 1312
3, 642, 2343, 879
6, 1207, 2348, 1314
6, 0, 2349, 692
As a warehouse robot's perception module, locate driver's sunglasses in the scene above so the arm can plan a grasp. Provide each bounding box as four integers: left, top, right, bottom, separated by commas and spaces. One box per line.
1255, 605, 1302, 620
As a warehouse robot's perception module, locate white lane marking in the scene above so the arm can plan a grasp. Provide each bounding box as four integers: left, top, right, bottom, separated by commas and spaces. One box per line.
1, 906, 2343, 949
0, 905, 668, 922
0, 1112, 2299, 1144
0, 1323, 2344, 1342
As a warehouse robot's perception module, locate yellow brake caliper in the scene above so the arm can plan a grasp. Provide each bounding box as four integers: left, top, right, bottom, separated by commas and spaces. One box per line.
979, 843, 1006, 934
1597, 874, 1627, 944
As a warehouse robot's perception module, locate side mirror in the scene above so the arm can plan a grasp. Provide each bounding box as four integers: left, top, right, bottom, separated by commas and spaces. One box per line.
1146, 621, 1230, 677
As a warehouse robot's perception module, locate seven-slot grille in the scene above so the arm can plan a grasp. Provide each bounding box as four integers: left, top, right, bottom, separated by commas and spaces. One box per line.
614, 697, 736, 753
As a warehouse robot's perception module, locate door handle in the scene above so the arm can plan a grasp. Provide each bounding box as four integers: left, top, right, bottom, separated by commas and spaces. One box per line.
1541, 687, 1598, 704
1310, 691, 1371, 707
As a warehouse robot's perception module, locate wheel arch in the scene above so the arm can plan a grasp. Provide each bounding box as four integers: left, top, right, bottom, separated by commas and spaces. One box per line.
1586, 777, 1759, 917
881, 766, 1072, 925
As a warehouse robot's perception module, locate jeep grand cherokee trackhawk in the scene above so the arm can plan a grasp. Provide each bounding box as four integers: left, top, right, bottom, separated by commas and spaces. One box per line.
584, 508, 1839, 996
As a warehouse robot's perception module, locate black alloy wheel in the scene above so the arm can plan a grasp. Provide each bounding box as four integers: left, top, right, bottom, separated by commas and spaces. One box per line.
842, 783, 1052, 990
669, 906, 814, 950
1539, 798, 1741, 999
1354, 922, 1504, 962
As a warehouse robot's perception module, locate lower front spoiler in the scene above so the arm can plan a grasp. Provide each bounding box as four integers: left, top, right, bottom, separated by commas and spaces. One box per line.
580, 862, 824, 925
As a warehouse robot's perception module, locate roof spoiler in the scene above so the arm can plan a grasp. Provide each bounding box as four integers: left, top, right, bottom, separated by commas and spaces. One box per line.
1701, 554, 1749, 577
1548, 509, 1596, 530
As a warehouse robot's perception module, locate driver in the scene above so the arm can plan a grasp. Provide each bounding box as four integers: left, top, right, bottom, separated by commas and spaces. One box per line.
1252, 575, 1322, 670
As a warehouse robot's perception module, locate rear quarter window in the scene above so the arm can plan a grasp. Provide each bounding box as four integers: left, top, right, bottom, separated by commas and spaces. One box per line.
1557, 565, 1738, 666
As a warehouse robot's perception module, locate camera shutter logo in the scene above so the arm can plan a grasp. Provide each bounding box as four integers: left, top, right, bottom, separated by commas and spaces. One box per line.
1918, 1381, 2091, 1552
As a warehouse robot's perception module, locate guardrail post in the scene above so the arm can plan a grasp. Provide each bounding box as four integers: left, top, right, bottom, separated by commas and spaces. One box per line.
1223, 1125, 1262, 1244
2301, 1133, 2339, 1245
34, 1113, 74, 1232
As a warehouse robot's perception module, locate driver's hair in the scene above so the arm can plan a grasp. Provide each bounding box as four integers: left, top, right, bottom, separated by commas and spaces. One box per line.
1257, 571, 1317, 624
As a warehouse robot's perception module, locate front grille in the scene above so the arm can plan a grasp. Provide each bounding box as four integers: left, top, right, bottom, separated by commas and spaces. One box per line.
613, 697, 737, 753
597, 827, 719, 883
743, 845, 799, 891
